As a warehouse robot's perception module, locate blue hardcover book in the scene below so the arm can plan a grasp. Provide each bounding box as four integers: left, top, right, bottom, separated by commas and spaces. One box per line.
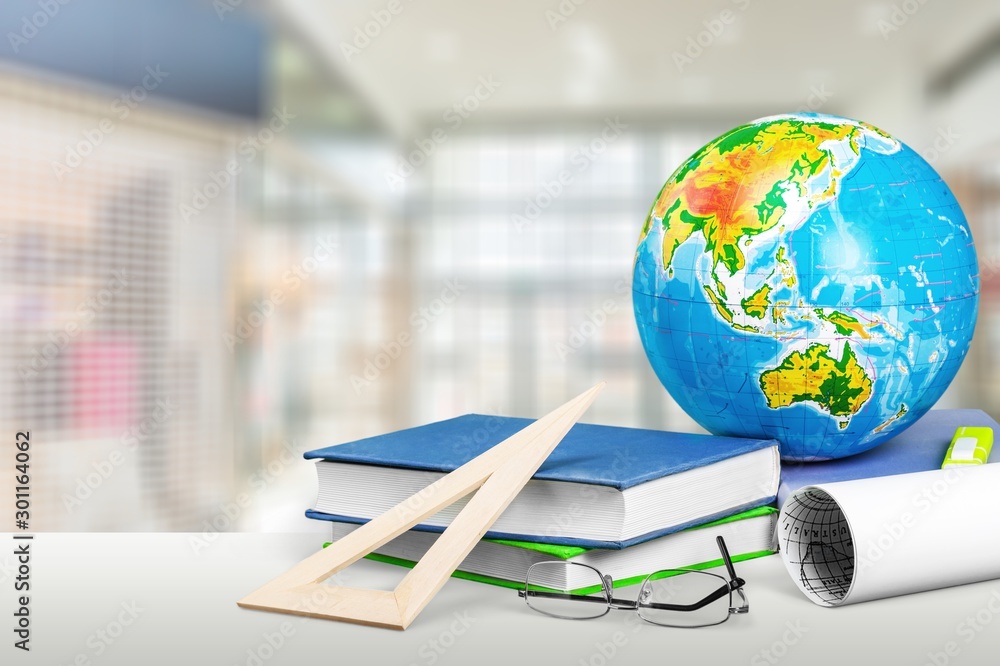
304, 415, 780, 549
777, 409, 1000, 507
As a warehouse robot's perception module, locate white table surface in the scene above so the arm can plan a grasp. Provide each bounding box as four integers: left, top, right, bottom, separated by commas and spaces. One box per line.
4, 532, 1000, 665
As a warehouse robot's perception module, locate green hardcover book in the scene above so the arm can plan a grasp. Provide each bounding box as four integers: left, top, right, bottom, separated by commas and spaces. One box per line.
324, 506, 777, 591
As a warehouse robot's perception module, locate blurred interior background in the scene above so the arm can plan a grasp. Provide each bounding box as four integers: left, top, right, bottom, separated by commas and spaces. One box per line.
2, 0, 999, 531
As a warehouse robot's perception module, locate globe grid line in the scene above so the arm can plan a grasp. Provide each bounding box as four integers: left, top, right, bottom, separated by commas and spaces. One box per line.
632, 113, 979, 460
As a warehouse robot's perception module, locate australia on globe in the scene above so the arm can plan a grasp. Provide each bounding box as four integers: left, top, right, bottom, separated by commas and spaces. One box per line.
632, 113, 979, 461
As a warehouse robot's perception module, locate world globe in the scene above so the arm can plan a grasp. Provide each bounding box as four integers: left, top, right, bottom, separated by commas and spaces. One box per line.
632, 113, 979, 461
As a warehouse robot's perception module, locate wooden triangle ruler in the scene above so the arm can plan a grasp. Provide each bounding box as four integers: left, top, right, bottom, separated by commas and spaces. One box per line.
238, 382, 605, 630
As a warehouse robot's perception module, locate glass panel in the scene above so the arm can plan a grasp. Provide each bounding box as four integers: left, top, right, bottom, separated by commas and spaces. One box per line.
637, 570, 731, 627
524, 562, 609, 620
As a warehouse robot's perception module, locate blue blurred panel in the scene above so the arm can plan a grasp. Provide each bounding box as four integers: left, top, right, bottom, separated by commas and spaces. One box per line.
0, 0, 264, 118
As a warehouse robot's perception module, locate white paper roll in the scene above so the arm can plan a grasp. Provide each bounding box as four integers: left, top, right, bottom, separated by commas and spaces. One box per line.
777, 464, 1000, 606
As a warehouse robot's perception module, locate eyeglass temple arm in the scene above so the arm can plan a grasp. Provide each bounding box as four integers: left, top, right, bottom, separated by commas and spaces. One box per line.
716, 535, 739, 582
639, 581, 739, 612
640, 535, 746, 613
520, 581, 741, 613
517, 589, 721, 613
732, 586, 749, 614
518, 590, 609, 604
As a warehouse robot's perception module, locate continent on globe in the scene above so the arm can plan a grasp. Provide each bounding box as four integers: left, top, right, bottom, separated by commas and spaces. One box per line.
813, 309, 871, 339
873, 404, 909, 433
632, 112, 979, 460
742, 284, 771, 319
758, 343, 873, 429
640, 117, 891, 282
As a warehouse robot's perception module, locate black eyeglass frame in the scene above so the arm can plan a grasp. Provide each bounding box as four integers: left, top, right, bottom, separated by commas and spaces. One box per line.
517, 535, 749, 627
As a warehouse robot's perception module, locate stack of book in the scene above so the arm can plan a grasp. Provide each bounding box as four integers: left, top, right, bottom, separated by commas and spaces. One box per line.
303, 415, 782, 591
778, 408, 1000, 505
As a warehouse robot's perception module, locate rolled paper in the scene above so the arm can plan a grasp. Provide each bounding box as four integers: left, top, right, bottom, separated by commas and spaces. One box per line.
777, 464, 1000, 606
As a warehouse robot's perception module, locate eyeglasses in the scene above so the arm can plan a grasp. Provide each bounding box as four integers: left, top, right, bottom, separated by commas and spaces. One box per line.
517, 535, 748, 628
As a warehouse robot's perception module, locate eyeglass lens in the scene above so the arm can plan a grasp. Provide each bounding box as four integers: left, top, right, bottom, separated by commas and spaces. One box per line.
523, 561, 609, 619
637, 569, 732, 627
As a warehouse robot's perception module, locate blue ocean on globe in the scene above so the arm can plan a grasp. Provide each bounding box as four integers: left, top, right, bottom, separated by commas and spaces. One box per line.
632, 113, 979, 460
